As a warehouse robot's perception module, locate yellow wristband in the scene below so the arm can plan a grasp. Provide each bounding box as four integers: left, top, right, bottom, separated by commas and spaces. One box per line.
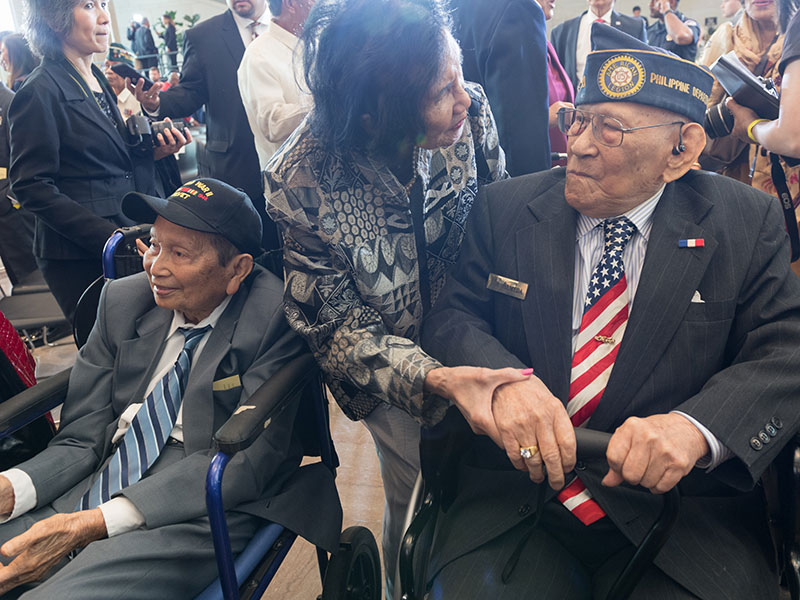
747, 118, 769, 143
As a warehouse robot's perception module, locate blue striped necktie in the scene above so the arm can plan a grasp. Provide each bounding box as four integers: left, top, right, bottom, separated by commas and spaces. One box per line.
78, 326, 210, 511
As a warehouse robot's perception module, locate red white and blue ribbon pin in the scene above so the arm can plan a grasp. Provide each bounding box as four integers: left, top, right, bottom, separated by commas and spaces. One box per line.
679, 238, 704, 248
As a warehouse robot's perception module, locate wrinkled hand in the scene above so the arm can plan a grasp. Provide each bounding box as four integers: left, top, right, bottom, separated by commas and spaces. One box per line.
125, 77, 162, 112
549, 101, 574, 128
491, 376, 575, 489
726, 98, 762, 145
153, 120, 192, 161
0, 476, 13, 518
0, 510, 106, 595
424, 366, 533, 444
602, 413, 710, 494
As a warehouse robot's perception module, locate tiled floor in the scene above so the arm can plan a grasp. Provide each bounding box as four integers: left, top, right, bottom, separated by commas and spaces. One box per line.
2, 266, 387, 599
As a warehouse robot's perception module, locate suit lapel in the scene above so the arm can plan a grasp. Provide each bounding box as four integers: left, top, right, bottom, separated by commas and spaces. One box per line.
589, 180, 717, 431
49, 58, 129, 158
517, 180, 576, 402
220, 10, 246, 66
115, 306, 172, 414
181, 286, 247, 452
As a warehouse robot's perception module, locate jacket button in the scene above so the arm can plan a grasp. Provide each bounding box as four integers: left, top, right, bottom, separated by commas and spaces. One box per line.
125, 171, 132, 179
750, 437, 763, 451
758, 431, 771, 444
518, 504, 531, 517
771, 416, 783, 430
575, 461, 586, 471
765, 424, 777, 437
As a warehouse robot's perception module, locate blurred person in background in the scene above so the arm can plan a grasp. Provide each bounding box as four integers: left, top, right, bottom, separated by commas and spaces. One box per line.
265, 0, 512, 595
238, 0, 315, 170
1, 34, 38, 91
722, 0, 745, 22
160, 13, 178, 69
104, 45, 141, 119
648, 0, 701, 61
701, 0, 796, 201
9, 0, 189, 322
135, 17, 158, 69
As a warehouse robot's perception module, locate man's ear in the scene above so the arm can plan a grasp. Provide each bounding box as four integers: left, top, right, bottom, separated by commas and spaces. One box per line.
225, 254, 254, 296
663, 122, 705, 183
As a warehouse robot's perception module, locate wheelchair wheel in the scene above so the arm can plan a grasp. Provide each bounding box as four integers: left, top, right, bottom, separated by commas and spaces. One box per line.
320, 525, 381, 600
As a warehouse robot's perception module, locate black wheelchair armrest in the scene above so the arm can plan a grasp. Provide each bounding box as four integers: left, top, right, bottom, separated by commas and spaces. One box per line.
0, 367, 71, 438
212, 354, 317, 455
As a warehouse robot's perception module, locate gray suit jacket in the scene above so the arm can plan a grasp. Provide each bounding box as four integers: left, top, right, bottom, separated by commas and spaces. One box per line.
422, 168, 800, 599
551, 10, 648, 91
16, 266, 340, 551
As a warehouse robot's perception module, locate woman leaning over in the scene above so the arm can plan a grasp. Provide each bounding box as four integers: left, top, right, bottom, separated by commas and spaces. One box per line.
264, 0, 531, 594
9, 0, 188, 321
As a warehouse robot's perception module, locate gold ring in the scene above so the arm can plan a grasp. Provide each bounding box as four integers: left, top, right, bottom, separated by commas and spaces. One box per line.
519, 445, 538, 459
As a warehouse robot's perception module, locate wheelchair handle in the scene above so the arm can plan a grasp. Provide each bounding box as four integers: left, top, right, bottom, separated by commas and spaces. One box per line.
574, 427, 681, 600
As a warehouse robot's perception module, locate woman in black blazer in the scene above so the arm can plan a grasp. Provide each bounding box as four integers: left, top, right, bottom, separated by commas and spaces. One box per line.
9, 0, 189, 321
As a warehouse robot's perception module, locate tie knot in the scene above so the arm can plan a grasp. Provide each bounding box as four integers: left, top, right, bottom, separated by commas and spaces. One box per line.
594, 17, 606, 23
602, 217, 635, 251
181, 326, 210, 352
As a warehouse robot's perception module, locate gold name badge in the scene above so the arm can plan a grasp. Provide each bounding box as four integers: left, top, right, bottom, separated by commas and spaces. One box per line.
212, 374, 242, 391
487, 274, 528, 300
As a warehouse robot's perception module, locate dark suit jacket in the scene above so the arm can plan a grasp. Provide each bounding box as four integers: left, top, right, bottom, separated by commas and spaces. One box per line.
156, 10, 274, 250
16, 267, 340, 551
8, 55, 153, 261
422, 168, 800, 599
551, 10, 648, 90
163, 23, 178, 53
450, 0, 550, 177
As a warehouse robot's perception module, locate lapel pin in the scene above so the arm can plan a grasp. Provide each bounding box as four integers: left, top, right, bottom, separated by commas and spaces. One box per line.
679, 238, 704, 248
487, 273, 528, 300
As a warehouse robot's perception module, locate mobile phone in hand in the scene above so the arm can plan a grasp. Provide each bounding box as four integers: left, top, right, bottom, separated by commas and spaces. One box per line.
110, 63, 154, 91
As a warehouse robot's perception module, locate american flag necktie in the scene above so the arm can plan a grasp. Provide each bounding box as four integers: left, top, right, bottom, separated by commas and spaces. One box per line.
77, 326, 210, 511
557, 216, 635, 525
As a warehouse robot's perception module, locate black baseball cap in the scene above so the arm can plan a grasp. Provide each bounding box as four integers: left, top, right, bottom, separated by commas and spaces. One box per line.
122, 178, 263, 256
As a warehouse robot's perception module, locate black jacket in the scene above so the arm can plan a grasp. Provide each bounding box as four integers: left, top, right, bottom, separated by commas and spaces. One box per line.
551, 10, 648, 91
156, 10, 274, 250
134, 26, 158, 68
450, 0, 551, 177
8, 55, 154, 261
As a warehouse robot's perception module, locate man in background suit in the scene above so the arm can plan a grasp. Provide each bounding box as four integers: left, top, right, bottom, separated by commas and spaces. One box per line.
421, 26, 800, 599
0, 179, 338, 598
130, 0, 279, 256
449, 0, 551, 176
551, 0, 648, 90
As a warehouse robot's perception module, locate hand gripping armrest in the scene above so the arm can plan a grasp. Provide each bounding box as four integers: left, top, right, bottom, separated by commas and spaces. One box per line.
0, 367, 71, 438
212, 354, 317, 455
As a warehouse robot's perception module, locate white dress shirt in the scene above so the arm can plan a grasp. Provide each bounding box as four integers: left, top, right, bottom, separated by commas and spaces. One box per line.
1, 296, 231, 537
572, 187, 732, 470
575, 7, 614, 84
238, 20, 313, 168
230, 9, 270, 49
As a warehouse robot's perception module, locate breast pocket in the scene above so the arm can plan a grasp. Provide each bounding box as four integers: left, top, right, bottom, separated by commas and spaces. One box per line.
683, 300, 735, 323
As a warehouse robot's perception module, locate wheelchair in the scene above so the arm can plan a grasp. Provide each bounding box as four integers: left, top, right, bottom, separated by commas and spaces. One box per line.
0, 226, 383, 600
398, 407, 800, 600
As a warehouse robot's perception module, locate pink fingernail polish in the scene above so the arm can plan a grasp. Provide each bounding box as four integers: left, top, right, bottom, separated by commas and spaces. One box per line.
520, 368, 533, 375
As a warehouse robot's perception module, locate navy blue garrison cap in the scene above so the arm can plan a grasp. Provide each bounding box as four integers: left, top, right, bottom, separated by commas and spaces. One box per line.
575, 22, 713, 123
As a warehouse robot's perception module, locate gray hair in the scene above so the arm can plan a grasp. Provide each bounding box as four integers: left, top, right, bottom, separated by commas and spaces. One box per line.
23, 0, 82, 58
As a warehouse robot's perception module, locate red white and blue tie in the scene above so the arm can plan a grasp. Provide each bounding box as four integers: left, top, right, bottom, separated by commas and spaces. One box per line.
558, 216, 635, 525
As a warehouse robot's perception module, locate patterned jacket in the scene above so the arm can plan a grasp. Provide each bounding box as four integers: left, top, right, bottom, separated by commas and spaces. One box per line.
265, 83, 506, 424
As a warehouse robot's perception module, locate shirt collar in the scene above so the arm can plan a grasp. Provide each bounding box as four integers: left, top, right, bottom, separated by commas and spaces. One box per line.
167, 295, 232, 337
586, 7, 614, 23
266, 20, 300, 50
576, 184, 665, 242
231, 9, 267, 32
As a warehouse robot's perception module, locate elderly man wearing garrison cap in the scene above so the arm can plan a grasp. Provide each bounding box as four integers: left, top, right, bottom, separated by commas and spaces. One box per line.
421, 24, 800, 599
0, 179, 339, 599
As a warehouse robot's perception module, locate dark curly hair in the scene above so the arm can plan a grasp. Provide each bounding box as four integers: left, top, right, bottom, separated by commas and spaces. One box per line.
301, 0, 452, 162
23, 0, 82, 59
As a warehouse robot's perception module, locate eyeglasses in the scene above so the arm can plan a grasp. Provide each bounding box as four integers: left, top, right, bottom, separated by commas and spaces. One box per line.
557, 108, 685, 148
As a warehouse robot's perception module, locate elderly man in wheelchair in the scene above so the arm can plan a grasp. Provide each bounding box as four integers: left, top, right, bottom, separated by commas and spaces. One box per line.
410, 25, 800, 600
0, 178, 339, 599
